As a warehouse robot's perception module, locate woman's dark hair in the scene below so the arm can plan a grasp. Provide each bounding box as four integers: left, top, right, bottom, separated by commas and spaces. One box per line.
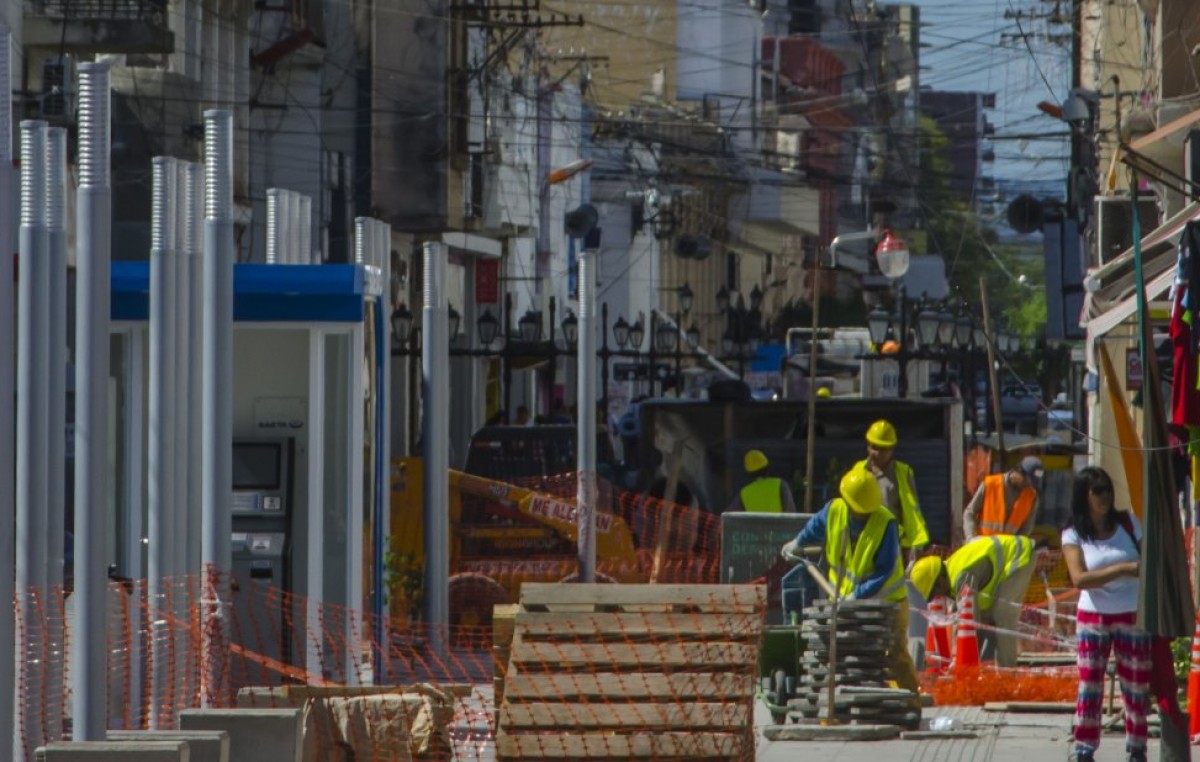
1068, 466, 1116, 541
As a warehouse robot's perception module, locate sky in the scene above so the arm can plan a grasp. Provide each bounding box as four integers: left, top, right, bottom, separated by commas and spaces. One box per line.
910, 0, 1073, 203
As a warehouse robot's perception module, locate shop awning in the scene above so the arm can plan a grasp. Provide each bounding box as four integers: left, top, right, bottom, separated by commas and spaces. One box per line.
1081, 201, 1200, 337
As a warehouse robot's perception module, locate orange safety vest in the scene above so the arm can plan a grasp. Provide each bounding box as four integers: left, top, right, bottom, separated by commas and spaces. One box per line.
978, 473, 1036, 536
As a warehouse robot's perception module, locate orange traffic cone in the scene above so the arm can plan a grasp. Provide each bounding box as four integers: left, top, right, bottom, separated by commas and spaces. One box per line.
954, 585, 980, 675
1187, 615, 1200, 740
925, 597, 951, 675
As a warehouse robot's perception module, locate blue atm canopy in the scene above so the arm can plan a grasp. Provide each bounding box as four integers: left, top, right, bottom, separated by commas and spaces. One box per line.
111, 262, 384, 323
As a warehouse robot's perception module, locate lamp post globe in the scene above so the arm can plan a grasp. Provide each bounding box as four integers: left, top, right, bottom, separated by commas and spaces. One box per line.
476, 309, 499, 346
686, 323, 701, 349
866, 306, 890, 346
874, 229, 911, 279
613, 317, 631, 349
917, 305, 939, 348
391, 305, 414, 345
655, 320, 677, 353
715, 285, 730, 315
936, 309, 955, 347
518, 311, 541, 343
561, 311, 578, 346
955, 314, 972, 348
628, 319, 645, 350
679, 283, 694, 315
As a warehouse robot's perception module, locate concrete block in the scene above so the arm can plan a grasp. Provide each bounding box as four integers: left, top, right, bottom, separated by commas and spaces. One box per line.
108, 730, 230, 762
178, 708, 302, 762
763, 723, 900, 742
36, 740, 190, 761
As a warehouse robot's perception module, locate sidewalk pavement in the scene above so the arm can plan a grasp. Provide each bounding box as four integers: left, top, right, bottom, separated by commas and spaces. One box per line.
755, 704, 1158, 762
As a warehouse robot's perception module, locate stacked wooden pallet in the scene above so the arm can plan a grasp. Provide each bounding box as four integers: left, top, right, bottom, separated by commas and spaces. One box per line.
495, 583, 765, 762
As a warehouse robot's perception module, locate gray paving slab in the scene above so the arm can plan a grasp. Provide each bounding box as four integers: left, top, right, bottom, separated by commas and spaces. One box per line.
754, 702, 1160, 761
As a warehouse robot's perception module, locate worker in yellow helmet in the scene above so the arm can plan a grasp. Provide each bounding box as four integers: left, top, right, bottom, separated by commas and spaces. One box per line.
852, 420, 929, 564
909, 534, 1037, 667
781, 470, 918, 693
727, 449, 796, 513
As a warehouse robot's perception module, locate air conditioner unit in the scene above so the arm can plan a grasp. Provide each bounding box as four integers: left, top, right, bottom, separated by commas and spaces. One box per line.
769, 129, 802, 173
1094, 195, 1160, 267
40, 55, 75, 123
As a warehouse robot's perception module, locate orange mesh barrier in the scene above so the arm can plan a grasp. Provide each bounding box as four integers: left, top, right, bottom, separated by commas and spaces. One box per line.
923, 666, 1078, 706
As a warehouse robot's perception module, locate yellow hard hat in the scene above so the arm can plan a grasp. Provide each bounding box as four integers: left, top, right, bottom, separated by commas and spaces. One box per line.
911, 556, 944, 601
744, 449, 769, 474
865, 419, 898, 448
839, 468, 882, 515
816, 387, 832, 398
881, 340, 901, 354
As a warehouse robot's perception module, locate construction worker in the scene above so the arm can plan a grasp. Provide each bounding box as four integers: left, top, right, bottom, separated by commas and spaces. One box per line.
853, 420, 929, 563
963, 456, 1043, 540
781, 470, 919, 693
727, 449, 796, 513
910, 534, 1037, 667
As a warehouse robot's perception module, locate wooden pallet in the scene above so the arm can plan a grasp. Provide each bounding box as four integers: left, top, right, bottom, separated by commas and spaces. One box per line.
495, 583, 765, 762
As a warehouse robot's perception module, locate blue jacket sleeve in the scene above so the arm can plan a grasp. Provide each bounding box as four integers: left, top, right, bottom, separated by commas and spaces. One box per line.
852, 520, 900, 600
793, 504, 829, 547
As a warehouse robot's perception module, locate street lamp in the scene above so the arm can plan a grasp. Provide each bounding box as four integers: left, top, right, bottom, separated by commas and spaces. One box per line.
654, 318, 678, 353
477, 309, 499, 346
628, 319, 645, 350
715, 285, 730, 315
866, 306, 890, 346
518, 311, 541, 343
686, 322, 701, 349
916, 304, 939, 348
613, 317, 630, 349
954, 313, 972, 348
391, 305, 414, 346
749, 284, 763, 312
936, 308, 954, 347
561, 311, 578, 346
679, 283, 694, 315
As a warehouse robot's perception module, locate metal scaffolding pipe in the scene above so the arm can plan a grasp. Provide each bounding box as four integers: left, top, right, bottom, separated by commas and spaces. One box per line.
16, 120, 49, 759
0, 25, 17, 754
422, 241, 449, 656
201, 110, 235, 708
44, 125, 68, 744
280, 190, 294, 263
72, 60, 112, 742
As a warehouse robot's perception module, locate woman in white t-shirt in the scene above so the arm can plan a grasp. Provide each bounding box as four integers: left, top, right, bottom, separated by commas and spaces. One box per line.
1061, 466, 1148, 762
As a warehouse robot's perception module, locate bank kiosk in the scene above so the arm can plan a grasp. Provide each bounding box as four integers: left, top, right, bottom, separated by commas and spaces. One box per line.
109, 262, 389, 688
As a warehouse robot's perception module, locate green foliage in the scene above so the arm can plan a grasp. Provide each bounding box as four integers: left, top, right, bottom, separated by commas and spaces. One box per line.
383, 545, 424, 620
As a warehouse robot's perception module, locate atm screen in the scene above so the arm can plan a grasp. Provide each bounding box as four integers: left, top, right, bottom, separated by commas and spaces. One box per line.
232, 443, 282, 490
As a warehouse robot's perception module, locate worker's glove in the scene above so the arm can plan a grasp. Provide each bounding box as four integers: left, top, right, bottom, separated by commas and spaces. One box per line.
780, 540, 799, 560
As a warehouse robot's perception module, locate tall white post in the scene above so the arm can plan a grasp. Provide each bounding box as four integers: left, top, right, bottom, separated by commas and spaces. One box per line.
265, 188, 281, 264
200, 110, 235, 708
44, 125, 68, 744
576, 247, 597, 582
298, 194, 312, 264
173, 159, 193, 709
148, 155, 177, 729
422, 241, 449, 655
72, 61, 112, 742
16, 119, 49, 759
0, 25, 17, 754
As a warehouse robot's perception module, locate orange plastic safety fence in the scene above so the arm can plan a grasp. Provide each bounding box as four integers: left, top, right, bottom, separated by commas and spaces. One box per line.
923, 666, 1078, 706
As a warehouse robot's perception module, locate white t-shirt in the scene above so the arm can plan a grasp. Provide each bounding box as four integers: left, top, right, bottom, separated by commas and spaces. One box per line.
1061, 513, 1142, 614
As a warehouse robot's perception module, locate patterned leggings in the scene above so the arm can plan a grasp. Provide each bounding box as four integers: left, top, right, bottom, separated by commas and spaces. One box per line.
1073, 610, 1151, 753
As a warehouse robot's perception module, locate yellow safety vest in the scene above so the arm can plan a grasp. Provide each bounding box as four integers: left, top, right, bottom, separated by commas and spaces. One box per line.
824, 498, 906, 602
855, 459, 929, 549
946, 534, 1034, 612
740, 477, 784, 513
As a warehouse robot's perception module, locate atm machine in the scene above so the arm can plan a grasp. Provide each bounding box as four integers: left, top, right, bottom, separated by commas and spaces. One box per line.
230, 437, 295, 666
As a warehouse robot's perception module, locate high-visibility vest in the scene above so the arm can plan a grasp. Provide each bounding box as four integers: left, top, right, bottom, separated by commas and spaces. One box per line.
824, 499, 906, 602
978, 473, 1036, 536
855, 459, 930, 549
946, 534, 1035, 612
740, 477, 784, 513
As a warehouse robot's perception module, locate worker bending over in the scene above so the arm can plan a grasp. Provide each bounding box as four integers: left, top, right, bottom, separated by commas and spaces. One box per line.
910, 534, 1037, 667
781, 470, 918, 693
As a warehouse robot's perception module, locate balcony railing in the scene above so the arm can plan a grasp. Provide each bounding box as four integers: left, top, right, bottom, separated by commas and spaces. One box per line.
27, 0, 166, 22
